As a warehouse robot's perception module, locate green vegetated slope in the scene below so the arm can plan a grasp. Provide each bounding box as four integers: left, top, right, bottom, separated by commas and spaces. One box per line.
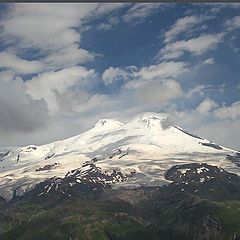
147, 192, 240, 240
214, 201, 240, 238
0, 192, 240, 240
0, 198, 156, 240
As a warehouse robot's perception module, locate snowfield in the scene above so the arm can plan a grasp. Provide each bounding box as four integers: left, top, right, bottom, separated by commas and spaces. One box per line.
0, 112, 238, 200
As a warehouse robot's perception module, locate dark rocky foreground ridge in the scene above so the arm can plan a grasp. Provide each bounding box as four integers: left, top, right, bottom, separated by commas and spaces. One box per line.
0, 162, 240, 240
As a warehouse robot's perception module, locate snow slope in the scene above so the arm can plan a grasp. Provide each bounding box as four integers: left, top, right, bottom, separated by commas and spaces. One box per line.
0, 112, 238, 200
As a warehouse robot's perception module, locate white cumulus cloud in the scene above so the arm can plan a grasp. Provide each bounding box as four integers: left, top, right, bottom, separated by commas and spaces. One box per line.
196, 98, 218, 114
26, 66, 96, 112
214, 101, 240, 120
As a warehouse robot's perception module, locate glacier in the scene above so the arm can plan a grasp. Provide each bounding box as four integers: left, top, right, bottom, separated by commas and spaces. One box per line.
0, 112, 238, 200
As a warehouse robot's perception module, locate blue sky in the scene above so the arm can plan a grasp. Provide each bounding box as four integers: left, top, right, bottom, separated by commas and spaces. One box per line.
0, 3, 240, 149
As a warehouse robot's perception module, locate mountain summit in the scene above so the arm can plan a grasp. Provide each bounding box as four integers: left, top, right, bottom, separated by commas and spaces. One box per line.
94, 119, 124, 129
0, 112, 238, 200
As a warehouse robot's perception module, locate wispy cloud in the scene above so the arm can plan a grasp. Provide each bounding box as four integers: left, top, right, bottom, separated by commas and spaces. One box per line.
0, 51, 45, 74
164, 15, 207, 43
225, 15, 240, 31
123, 3, 166, 23
96, 16, 120, 31
203, 58, 215, 65
158, 33, 224, 59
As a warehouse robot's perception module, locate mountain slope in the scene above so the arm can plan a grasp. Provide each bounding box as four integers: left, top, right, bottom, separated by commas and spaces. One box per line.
0, 112, 239, 200
1, 163, 240, 240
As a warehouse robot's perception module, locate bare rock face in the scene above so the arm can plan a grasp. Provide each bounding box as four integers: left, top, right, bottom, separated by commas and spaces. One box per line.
226, 152, 240, 167
164, 163, 240, 201
19, 161, 132, 202
35, 162, 59, 171
165, 163, 228, 183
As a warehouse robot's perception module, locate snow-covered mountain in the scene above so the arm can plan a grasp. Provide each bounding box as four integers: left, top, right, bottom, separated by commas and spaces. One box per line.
0, 112, 239, 200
